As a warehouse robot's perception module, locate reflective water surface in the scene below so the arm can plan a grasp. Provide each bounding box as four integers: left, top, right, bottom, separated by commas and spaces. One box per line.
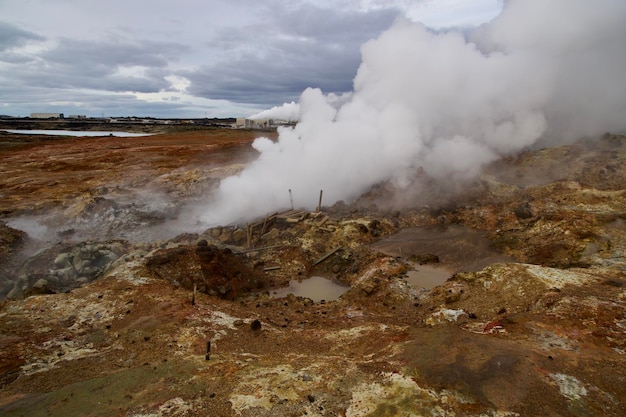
272, 276, 349, 302
3, 129, 152, 137
405, 264, 451, 289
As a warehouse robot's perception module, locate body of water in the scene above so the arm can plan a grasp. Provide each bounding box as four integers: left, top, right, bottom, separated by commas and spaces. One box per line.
405, 264, 451, 289
272, 276, 349, 302
3, 129, 152, 137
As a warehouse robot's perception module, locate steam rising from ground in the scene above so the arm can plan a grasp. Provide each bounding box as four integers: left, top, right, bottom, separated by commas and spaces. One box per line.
249, 101, 300, 122
200, 0, 626, 226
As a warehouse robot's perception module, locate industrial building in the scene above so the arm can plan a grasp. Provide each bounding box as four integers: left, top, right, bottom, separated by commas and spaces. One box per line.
29, 113, 63, 119
233, 118, 272, 129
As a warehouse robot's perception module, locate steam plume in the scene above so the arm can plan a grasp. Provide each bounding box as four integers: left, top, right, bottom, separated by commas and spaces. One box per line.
249, 101, 300, 122
199, 0, 626, 226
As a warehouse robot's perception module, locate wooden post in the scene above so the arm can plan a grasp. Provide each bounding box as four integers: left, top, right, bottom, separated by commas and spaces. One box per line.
205, 340, 211, 360
192, 283, 197, 306
256, 214, 270, 246
289, 189, 294, 210
318, 190, 323, 212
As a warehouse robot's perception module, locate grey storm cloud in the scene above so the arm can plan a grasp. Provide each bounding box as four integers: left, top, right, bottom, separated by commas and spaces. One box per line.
3, 83, 193, 118
184, 5, 398, 106
12, 37, 189, 93
0, 21, 44, 51
41, 38, 186, 68
0, 1, 503, 117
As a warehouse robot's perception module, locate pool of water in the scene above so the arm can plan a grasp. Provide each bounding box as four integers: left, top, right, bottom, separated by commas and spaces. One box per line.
370, 225, 515, 273
3, 129, 152, 137
405, 264, 452, 289
272, 276, 349, 302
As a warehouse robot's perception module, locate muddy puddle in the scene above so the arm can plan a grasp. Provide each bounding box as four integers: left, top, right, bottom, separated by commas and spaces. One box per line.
272, 275, 349, 302
370, 224, 514, 273
405, 264, 452, 289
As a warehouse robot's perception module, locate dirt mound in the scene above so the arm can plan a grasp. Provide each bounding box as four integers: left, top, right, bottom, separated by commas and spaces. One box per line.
0, 222, 25, 267
146, 241, 265, 299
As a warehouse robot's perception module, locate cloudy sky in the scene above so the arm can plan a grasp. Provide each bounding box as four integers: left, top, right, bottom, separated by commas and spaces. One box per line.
0, 0, 502, 118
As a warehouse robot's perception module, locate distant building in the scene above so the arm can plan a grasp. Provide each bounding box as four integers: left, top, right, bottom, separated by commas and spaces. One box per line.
233, 118, 272, 128
67, 115, 87, 119
30, 113, 63, 119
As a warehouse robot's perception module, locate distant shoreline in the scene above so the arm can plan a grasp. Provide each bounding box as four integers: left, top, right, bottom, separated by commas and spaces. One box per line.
2, 129, 153, 137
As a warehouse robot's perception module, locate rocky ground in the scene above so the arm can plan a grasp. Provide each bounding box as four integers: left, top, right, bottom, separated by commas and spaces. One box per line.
0, 125, 625, 416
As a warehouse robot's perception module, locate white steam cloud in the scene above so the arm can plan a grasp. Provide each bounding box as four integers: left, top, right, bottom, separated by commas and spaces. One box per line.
199, 0, 626, 226
249, 101, 300, 121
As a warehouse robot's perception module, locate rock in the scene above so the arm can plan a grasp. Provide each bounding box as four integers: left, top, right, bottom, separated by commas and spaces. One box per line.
100, 249, 117, 263
369, 219, 381, 228
6, 286, 20, 299
514, 202, 534, 219
218, 229, 232, 243
54, 267, 76, 286
231, 228, 246, 245
25, 278, 55, 296
71, 254, 85, 271
0, 222, 26, 267
262, 228, 280, 241
82, 266, 102, 278
250, 319, 262, 331
360, 280, 378, 295
54, 253, 71, 268
209, 227, 222, 238
195, 244, 216, 262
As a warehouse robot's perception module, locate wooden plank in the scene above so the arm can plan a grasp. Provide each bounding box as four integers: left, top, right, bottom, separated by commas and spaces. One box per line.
263, 266, 281, 271
235, 245, 283, 254
313, 246, 342, 266
276, 210, 307, 219
275, 209, 299, 218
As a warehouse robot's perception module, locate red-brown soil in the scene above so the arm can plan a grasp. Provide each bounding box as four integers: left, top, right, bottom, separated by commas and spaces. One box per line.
1, 125, 625, 416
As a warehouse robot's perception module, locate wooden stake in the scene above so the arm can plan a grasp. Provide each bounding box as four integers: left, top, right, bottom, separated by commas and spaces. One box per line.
318, 190, 323, 212
192, 283, 197, 306
255, 214, 270, 246
205, 340, 211, 360
289, 189, 294, 210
